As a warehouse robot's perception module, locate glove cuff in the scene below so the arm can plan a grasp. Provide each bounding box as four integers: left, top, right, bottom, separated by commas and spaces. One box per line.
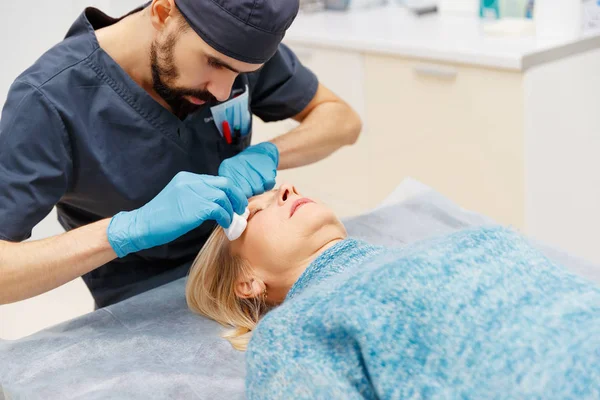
260, 142, 280, 168
107, 211, 141, 258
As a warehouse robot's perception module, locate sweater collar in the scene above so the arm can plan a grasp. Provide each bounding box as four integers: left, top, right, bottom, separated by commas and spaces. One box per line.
286, 238, 385, 300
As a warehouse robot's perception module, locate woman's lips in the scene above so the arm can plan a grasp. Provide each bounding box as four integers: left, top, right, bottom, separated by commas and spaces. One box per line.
290, 198, 315, 217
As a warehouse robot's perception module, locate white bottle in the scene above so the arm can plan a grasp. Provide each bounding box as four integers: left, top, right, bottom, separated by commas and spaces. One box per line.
582, 0, 600, 32
535, 0, 582, 39
499, 0, 528, 18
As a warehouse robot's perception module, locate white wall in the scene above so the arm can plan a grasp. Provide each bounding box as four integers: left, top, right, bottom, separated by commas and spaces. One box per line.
0, 1, 143, 340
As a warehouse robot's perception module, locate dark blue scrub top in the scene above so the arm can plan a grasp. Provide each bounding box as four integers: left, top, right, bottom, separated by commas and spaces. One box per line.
0, 7, 318, 307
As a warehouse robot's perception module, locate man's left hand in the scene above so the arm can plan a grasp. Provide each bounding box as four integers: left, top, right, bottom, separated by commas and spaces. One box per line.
218, 142, 279, 198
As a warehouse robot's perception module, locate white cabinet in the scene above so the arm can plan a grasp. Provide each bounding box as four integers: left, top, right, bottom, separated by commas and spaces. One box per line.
364, 47, 600, 266
254, 40, 600, 268
364, 55, 525, 227
524, 48, 600, 264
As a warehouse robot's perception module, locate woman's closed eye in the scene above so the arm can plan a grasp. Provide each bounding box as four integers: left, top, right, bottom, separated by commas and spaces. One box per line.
247, 189, 277, 221
248, 208, 263, 220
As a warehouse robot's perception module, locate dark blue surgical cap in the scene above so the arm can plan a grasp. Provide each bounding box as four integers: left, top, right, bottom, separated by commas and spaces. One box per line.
174, 0, 300, 64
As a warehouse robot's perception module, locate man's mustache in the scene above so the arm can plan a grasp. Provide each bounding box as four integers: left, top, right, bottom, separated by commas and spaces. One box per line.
176, 88, 217, 103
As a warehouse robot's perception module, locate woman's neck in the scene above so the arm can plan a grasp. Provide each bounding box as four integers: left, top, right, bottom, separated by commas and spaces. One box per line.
266, 237, 346, 304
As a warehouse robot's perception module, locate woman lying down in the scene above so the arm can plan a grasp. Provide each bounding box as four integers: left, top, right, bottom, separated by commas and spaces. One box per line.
186, 184, 600, 399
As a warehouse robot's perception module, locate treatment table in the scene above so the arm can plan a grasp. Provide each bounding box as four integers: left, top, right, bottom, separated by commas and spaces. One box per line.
2, 179, 599, 399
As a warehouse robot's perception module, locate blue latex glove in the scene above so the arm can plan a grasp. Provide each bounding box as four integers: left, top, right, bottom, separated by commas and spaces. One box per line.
218, 142, 280, 198
107, 172, 247, 258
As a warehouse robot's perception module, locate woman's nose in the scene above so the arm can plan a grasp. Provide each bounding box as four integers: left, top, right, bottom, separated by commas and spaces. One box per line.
278, 183, 299, 205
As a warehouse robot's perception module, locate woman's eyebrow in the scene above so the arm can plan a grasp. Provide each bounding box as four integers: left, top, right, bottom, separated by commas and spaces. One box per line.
249, 189, 278, 210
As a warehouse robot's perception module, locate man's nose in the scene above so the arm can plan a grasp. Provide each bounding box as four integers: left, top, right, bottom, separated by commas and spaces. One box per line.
207, 77, 235, 102
278, 183, 299, 206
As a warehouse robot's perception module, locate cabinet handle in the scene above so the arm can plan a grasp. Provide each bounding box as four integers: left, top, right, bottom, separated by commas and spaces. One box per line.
413, 63, 458, 80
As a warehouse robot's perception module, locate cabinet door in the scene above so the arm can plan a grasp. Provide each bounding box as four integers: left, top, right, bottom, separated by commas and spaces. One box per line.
252, 46, 370, 217
365, 55, 525, 227
524, 48, 600, 264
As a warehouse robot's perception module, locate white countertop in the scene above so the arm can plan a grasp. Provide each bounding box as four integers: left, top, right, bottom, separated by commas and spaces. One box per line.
284, 5, 600, 71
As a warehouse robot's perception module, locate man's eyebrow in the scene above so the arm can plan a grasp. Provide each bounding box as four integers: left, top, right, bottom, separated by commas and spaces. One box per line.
207, 56, 240, 74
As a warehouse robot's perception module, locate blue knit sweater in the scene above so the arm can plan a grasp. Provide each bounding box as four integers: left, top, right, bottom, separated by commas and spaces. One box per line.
246, 227, 600, 399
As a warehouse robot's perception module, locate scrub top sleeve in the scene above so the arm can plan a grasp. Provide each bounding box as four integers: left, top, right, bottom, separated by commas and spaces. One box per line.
0, 81, 73, 242
249, 43, 319, 123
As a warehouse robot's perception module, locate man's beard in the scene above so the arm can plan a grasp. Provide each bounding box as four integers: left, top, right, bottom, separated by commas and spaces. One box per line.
150, 35, 216, 119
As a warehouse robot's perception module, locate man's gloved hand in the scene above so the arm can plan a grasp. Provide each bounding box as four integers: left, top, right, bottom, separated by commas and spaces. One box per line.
218, 142, 279, 198
107, 172, 247, 258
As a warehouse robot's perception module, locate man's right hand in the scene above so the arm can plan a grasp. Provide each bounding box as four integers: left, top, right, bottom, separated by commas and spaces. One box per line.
107, 172, 248, 258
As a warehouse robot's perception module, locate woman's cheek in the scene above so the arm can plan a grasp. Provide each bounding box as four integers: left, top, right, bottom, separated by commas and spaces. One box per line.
267, 220, 293, 251
243, 215, 272, 248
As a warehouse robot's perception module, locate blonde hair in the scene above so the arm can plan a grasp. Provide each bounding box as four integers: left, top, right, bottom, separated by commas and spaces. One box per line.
186, 227, 269, 351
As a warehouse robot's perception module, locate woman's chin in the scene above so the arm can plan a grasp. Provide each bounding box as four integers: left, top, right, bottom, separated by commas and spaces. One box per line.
301, 206, 344, 235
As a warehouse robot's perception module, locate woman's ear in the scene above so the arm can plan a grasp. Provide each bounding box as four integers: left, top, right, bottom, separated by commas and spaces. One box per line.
235, 278, 265, 299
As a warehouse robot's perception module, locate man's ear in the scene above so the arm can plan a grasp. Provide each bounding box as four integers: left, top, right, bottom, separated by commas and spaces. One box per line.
235, 278, 265, 299
149, 0, 176, 31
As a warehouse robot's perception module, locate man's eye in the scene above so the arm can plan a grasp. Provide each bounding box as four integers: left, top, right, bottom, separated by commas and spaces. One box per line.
208, 59, 222, 69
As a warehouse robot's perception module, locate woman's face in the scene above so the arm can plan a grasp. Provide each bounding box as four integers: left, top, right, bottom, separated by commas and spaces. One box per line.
231, 183, 347, 302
